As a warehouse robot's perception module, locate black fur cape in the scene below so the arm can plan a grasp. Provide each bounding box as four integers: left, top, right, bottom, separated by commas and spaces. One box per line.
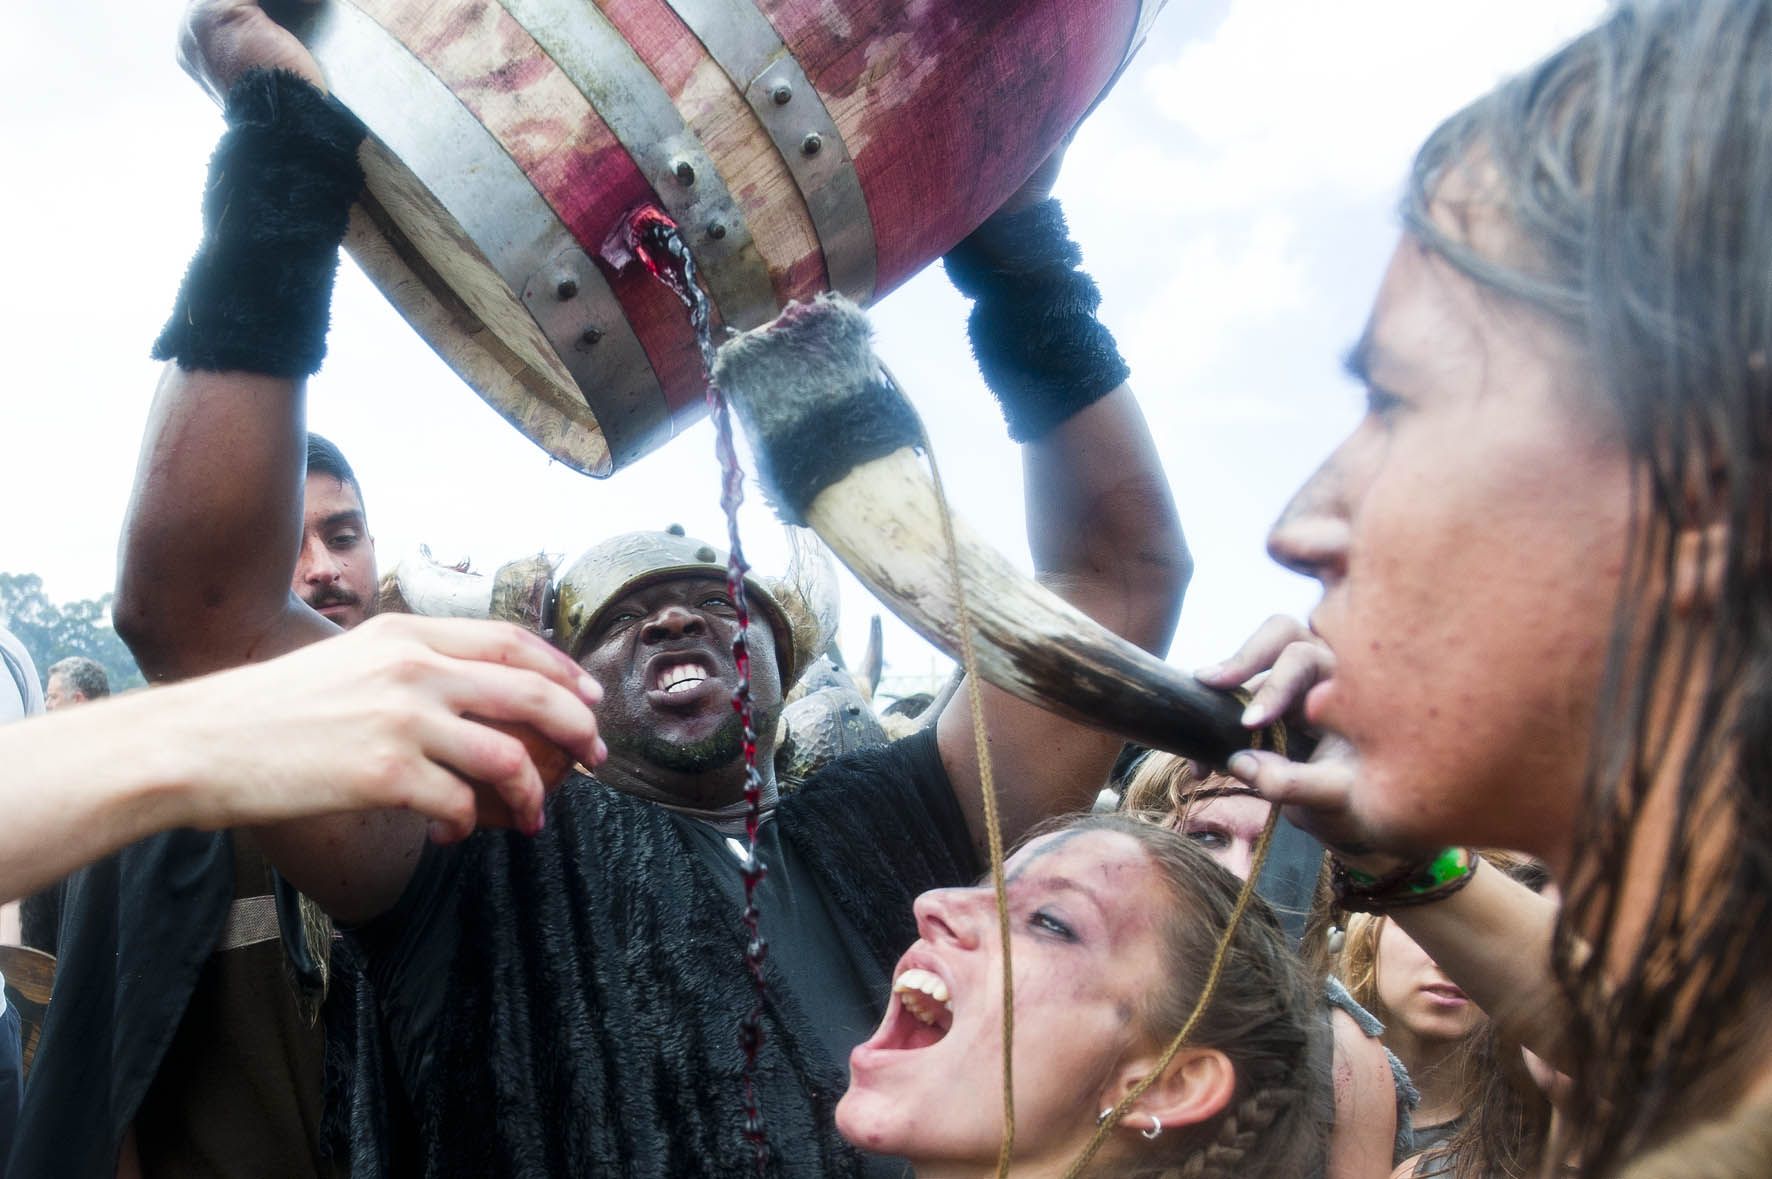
336, 732, 977, 1177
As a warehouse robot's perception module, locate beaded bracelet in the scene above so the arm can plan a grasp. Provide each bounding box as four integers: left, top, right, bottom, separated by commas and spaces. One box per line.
1332, 846, 1479, 912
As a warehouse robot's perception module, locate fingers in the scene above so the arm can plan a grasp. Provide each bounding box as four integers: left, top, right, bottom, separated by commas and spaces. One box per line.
1238, 638, 1335, 729
424, 656, 605, 769
1194, 614, 1315, 689
1224, 749, 1355, 812
179, 0, 328, 98
365, 615, 601, 709
348, 618, 604, 840
420, 714, 549, 837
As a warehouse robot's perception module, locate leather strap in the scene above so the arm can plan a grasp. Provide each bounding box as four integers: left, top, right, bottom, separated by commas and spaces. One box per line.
216, 894, 281, 953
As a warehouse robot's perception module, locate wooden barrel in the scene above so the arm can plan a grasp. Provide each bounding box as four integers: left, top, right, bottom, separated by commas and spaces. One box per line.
285, 0, 1165, 475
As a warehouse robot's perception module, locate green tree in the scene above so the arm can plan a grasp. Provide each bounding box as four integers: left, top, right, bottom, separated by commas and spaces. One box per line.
0, 572, 145, 693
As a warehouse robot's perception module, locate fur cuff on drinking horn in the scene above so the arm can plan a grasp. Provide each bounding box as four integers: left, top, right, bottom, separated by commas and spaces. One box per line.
713, 294, 923, 526
151, 69, 367, 378
942, 198, 1130, 443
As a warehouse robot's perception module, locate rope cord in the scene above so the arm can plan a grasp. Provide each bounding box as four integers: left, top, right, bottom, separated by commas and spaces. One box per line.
1061, 709, 1288, 1178
909, 375, 1017, 1177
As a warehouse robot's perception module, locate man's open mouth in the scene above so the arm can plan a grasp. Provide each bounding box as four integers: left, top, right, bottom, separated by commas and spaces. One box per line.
654, 660, 711, 695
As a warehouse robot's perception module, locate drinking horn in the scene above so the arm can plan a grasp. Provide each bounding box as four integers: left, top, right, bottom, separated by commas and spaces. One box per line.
712, 294, 1303, 768
386, 548, 557, 633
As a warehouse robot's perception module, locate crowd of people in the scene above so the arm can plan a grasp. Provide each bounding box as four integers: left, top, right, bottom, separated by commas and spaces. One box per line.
4, 0, 1772, 1174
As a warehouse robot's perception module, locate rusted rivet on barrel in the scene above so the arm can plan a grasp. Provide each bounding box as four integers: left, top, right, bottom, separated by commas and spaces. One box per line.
673, 159, 696, 186
707, 220, 728, 241
771, 81, 793, 105
555, 277, 579, 301
801, 132, 823, 156
578, 327, 603, 348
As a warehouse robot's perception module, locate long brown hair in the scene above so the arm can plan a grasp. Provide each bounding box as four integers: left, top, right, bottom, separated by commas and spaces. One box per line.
1401, 1, 1772, 1171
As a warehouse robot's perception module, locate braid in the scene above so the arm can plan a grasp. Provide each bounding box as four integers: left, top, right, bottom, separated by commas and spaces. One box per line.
1175, 1084, 1302, 1179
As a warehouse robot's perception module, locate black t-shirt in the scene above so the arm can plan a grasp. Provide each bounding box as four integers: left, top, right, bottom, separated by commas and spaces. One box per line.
349, 728, 975, 1177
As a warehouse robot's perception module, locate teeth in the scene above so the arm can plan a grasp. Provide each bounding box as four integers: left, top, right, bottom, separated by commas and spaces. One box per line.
656, 663, 708, 693
892, 968, 952, 1025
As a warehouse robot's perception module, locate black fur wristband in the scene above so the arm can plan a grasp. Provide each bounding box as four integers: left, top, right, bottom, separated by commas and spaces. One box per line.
152, 69, 367, 378
942, 199, 1130, 442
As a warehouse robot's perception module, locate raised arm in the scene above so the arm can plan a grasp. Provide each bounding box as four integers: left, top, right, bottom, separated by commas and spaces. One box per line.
117, 1, 347, 679
114, 3, 589, 921
935, 185, 1190, 856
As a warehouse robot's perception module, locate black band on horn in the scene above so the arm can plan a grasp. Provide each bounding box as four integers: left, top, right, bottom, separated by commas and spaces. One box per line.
714, 295, 923, 524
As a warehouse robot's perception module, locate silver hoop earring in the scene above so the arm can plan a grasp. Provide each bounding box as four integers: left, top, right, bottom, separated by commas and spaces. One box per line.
1141, 1116, 1163, 1141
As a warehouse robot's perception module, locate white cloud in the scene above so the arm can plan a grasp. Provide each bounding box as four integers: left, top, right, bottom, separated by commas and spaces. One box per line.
1123, 212, 1307, 391
1140, 0, 1608, 207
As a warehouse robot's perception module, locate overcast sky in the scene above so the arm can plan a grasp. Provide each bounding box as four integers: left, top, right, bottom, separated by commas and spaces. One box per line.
0, 0, 1603, 698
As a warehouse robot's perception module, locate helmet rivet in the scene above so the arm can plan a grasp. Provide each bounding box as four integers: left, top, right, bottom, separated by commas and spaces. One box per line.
695, 546, 718, 563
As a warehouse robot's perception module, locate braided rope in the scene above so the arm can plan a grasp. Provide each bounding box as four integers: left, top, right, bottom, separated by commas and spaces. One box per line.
1063, 711, 1289, 1178
917, 399, 1016, 1176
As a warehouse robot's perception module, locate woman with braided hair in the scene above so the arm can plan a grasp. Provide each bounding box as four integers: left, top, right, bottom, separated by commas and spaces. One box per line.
1197, 1, 1772, 1173
836, 813, 1327, 1178
1123, 752, 1413, 1179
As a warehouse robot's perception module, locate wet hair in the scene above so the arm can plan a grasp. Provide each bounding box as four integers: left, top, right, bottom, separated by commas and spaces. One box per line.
46, 656, 109, 702
1401, 1, 1772, 1170
1119, 750, 1256, 817
1042, 815, 1327, 1179
306, 432, 366, 516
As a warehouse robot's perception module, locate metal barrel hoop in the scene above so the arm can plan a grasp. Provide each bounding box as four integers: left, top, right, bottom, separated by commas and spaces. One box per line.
661, 0, 878, 306
497, 0, 782, 333
297, 0, 671, 468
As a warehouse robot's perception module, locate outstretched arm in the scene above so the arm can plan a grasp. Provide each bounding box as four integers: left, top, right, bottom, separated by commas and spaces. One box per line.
0, 617, 603, 904
934, 180, 1189, 857
936, 388, 1188, 855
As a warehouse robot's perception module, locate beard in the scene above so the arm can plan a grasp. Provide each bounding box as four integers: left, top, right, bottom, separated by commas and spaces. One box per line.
607, 704, 782, 776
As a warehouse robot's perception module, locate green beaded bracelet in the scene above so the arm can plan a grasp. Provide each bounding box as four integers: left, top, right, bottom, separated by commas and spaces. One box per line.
1332, 847, 1479, 912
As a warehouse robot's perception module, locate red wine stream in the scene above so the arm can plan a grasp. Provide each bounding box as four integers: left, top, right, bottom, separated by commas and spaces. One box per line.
623, 207, 771, 1174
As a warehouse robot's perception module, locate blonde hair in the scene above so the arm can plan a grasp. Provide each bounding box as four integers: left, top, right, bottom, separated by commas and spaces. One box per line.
1338, 853, 1552, 1179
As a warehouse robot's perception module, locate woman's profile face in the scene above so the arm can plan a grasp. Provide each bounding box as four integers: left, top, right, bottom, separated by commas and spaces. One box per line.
1266, 197, 1635, 872
1373, 917, 1484, 1045
837, 829, 1169, 1167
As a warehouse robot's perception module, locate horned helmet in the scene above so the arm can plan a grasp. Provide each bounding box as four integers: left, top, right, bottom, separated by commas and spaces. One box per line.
388, 528, 838, 690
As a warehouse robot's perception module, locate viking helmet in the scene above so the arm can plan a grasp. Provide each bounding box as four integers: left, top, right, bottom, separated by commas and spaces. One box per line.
553, 529, 837, 688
